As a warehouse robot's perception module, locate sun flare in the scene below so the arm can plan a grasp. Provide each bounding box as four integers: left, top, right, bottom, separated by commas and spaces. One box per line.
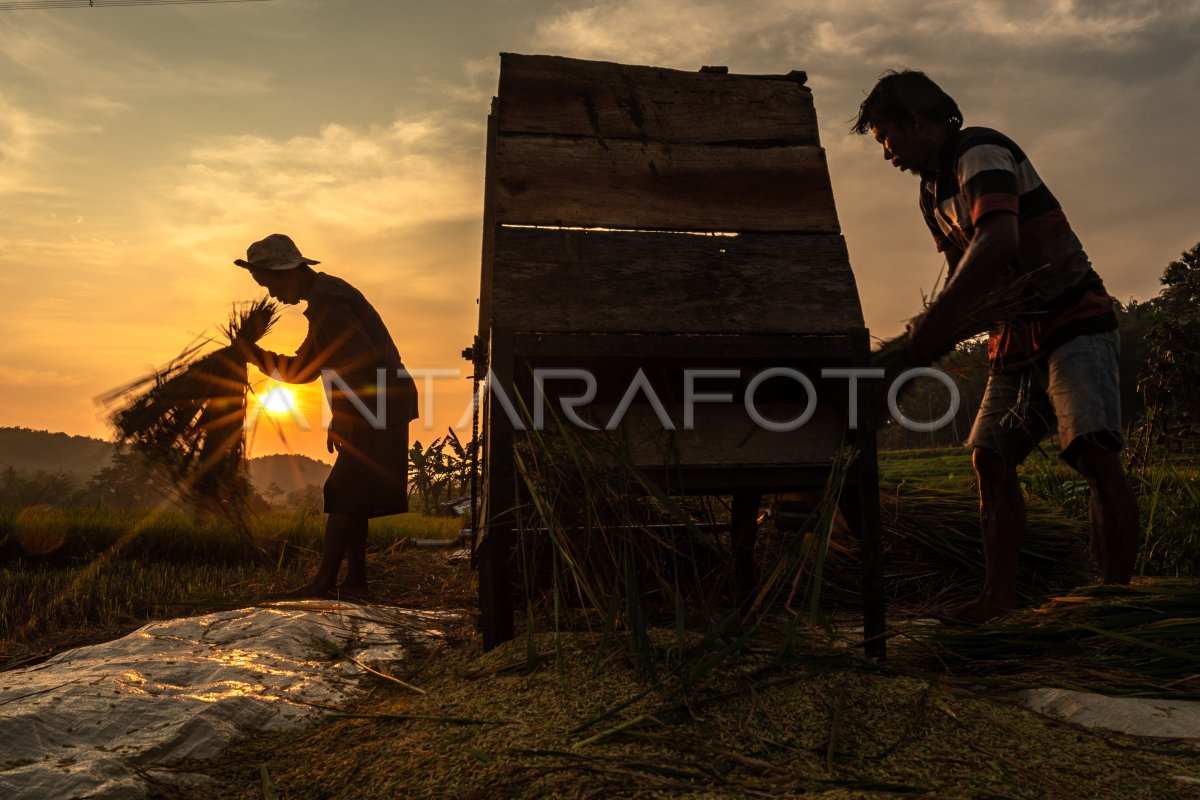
260, 386, 296, 415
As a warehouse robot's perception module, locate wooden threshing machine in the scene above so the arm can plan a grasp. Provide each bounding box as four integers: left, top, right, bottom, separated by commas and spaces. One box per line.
466, 54, 884, 657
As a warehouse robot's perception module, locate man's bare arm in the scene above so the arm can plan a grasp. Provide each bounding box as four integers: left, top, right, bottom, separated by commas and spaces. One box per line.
909, 211, 1018, 362
943, 244, 963, 278
937, 212, 1017, 309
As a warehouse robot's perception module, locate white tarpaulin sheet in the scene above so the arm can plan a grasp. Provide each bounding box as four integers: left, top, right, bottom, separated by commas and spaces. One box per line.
1013, 687, 1200, 742
0, 601, 449, 799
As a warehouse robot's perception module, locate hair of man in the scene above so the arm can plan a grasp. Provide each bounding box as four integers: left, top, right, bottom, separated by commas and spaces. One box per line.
851, 69, 964, 135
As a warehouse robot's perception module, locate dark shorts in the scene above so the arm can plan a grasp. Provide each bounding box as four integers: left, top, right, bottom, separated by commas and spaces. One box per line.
967, 330, 1123, 468
324, 425, 410, 518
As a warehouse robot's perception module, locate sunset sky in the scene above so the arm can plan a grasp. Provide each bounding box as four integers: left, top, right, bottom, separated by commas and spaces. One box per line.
1, 0, 1197, 463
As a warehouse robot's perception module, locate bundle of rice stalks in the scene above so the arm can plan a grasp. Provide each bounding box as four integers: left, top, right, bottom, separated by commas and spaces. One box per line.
917, 579, 1200, 699
509, 399, 853, 683
100, 298, 280, 520
807, 484, 1092, 614
872, 269, 1041, 375
511, 419, 732, 677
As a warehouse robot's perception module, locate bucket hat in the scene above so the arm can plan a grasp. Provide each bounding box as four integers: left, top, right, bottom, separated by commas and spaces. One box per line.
233, 233, 321, 271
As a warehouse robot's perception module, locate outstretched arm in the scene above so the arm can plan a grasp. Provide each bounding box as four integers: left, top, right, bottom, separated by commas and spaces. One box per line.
908, 211, 1018, 363
245, 304, 378, 385
246, 324, 324, 384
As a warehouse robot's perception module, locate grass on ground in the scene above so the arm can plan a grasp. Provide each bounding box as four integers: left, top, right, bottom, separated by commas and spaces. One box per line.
172, 627, 1200, 800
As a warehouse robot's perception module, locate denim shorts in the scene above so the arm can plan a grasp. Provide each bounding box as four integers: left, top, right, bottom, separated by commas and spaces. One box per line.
967, 329, 1123, 468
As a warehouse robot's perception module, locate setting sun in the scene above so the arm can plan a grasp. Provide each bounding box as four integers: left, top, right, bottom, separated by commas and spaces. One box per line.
259, 386, 296, 415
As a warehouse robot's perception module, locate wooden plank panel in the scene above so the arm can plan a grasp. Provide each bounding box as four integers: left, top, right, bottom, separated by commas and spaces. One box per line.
494, 136, 839, 232
571, 401, 848, 467
512, 332, 859, 360
491, 228, 863, 334
477, 102, 498, 341
497, 53, 819, 145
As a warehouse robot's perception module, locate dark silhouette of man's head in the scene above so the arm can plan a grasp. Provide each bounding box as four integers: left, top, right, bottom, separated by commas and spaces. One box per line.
852, 70, 963, 135
234, 233, 320, 305
248, 264, 315, 306
854, 71, 963, 177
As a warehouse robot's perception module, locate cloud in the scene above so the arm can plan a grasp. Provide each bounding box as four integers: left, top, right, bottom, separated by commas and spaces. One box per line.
0, 365, 83, 388
533, 1, 749, 67
74, 94, 130, 115
968, 0, 1182, 49
417, 56, 501, 106
0, 93, 67, 196
0, 16, 70, 72
160, 113, 484, 246
529, 0, 1200, 87
1, 15, 271, 103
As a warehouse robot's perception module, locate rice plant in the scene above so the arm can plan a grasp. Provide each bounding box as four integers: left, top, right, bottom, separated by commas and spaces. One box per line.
0, 506, 461, 566
1134, 462, 1200, 576
0, 507, 462, 648
506, 397, 855, 687
0, 558, 313, 641
916, 579, 1200, 700
99, 297, 281, 523
872, 270, 1042, 372
1020, 453, 1200, 577
812, 483, 1092, 616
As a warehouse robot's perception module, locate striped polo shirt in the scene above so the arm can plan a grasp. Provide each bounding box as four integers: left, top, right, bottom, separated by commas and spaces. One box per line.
919, 127, 1117, 372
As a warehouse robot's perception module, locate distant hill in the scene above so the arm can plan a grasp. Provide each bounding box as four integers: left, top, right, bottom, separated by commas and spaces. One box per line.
0, 427, 116, 482
0, 426, 329, 497
247, 453, 331, 497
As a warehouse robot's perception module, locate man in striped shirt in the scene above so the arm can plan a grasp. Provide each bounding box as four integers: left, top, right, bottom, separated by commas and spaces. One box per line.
853, 70, 1138, 623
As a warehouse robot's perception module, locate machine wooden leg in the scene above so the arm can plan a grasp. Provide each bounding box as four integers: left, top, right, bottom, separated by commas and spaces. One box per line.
479, 329, 517, 651
841, 411, 886, 659
478, 523, 515, 649
731, 492, 762, 604
841, 467, 885, 659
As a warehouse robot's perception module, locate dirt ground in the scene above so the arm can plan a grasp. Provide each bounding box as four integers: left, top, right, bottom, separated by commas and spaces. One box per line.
150, 549, 1200, 800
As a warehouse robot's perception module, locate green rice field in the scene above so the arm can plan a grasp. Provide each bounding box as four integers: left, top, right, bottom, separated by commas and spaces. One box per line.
3, 448, 1196, 661
0, 509, 460, 658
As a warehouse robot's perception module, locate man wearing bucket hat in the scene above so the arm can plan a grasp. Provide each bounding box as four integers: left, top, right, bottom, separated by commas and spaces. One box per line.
235, 233, 418, 599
